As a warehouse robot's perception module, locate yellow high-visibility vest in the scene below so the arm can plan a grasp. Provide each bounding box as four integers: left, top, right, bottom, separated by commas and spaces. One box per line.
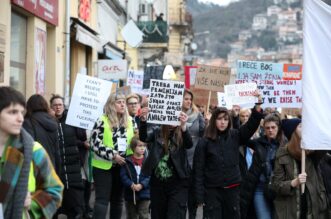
92, 115, 134, 170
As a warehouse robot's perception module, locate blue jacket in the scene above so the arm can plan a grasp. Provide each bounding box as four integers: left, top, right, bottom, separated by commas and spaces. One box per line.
120, 155, 150, 201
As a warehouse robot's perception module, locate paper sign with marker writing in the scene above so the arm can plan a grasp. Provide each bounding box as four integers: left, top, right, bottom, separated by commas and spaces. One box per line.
98, 59, 128, 80
236, 60, 283, 80
217, 92, 232, 109
127, 70, 144, 94
66, 74, 113, 130
235, 80, 302, 108
148, 79, 184, 126
224, 83, 257, 107
194, 65, 231, 92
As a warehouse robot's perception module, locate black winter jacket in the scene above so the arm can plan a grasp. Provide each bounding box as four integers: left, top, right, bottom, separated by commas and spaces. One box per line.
139, 121, 193, 180
23, 111, 61, 174
57, 110, 87, 189
193, 108, 263, 204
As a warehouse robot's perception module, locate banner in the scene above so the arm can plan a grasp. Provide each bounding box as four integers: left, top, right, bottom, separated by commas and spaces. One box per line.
184, 66, 197, 88
98, 59, 128, 80
236, 80, 302, 108
224, 83, 257, 107
66, 74, 112, 130
127, 70, 144, 94
237, 60, 302, 80
148, 79, 184, 126
194, 65, 231, 92
302, 0, 331, 150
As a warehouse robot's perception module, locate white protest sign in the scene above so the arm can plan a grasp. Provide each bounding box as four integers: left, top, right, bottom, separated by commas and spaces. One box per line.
127, 70, 144, 94
148, 79, 185, 126
217, 92, 232, 109
224, 83, 257, 107
98, 59, 128, 80
235, 80, 302, 108
66, 74, 113, 130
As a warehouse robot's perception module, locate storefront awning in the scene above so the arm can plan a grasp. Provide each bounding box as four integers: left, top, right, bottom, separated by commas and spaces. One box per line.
103, 42, 124, 60
73, 19, 102, 52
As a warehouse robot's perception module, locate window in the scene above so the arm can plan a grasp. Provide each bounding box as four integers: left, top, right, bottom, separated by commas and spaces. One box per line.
10, 12, 27, 94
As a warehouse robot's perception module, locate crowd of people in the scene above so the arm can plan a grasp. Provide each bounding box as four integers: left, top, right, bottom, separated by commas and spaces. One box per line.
1, 85, 331, 219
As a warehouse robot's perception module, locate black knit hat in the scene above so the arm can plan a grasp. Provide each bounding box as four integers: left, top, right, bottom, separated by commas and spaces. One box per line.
281, 118, 301, 141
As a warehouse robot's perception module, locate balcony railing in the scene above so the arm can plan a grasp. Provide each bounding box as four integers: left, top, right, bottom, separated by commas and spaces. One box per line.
137, 21, 168, 43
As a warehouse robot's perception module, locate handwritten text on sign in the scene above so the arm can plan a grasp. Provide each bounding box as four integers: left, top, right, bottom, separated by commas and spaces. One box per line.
98, 59, 128, 80
148, 79, 184, 126
66, 74, 112, 130
236, 60, 283, 80
194, 65, 231, 92
235, 80, 302, 108
127, 70, 144, 94
224, 83, 257, 107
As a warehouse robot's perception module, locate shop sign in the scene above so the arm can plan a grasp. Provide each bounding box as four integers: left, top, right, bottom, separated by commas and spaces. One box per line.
12, 0, 58, 26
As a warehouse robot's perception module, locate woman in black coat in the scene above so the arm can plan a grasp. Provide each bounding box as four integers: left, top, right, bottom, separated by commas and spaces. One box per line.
139, 108, 193, 219
193, 100, 263, 219
23, 94, 61, 174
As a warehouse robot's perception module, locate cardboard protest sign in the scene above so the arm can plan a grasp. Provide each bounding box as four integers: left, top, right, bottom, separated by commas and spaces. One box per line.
143, 66, 165, 89
191, 87, 218, 109
194, 65, 231, 92
148, 79, 185, 126
236, 60, 283, 80
66, 74, 112, 130
127, 70, 144, 94
283, 64, 302, 80
224, 83, 257, 107
236, 80, 302, 108
116, 86, 131, 96
184, 66, 198, 88
217, 92, 232, 109
98, 59, 128, 80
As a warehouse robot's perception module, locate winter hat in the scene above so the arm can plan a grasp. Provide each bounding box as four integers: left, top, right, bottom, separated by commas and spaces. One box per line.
281, 118, 301, 141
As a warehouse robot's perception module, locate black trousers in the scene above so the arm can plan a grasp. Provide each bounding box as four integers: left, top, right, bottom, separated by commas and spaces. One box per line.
93, 165, 124, 219
55, 187, 85, 219
203, 186, 240, 219
150, 175, 188, 219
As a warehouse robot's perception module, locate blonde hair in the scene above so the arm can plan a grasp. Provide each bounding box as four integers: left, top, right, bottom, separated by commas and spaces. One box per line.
104, 93, 129, 129
239, 108, 251, 117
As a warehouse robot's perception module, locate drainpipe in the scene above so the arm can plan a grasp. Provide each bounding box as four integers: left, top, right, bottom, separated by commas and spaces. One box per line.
64, 0, 71, 106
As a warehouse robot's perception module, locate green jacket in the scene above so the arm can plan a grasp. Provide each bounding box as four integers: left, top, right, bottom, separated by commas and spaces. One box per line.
271, 146, 329, 219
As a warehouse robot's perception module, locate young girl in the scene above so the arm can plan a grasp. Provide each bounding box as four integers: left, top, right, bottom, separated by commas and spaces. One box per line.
120, 136, 150, 219
139, 108, 192, 219
194, 92, 263, 219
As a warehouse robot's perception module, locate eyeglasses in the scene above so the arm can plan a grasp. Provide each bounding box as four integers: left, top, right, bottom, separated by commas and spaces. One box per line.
127, 102, 138, 106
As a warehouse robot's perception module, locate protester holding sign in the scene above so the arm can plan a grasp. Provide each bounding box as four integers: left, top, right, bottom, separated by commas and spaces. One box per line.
139, 107, 193, 219
193, 91, 263, 219
272, 119, 329, 219
90, 93, 134, 219
182, 89, 205, 219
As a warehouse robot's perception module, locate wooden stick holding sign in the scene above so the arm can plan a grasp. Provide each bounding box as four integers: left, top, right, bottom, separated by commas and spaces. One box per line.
301, 149, 306, 194
207, 91, 211, 114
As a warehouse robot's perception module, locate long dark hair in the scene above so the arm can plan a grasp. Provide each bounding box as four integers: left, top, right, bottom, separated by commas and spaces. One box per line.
161, 125, 183, 154
26, 94, 50, 117
263, 113, 286, 146
204, 107, 232, 141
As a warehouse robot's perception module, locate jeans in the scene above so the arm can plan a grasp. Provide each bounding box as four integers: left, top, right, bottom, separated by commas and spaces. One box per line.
93, 166, 124, 219
254, 186, 272, 219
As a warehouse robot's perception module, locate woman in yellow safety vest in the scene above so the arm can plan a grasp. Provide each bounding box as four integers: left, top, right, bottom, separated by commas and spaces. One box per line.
90, 93, 134, 219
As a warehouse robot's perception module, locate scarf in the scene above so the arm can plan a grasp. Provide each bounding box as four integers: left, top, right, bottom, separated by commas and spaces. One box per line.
186, 108, 199, 129
5, 129, 33, 219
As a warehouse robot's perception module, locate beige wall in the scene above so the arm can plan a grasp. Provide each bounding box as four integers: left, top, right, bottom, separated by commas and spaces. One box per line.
0, 0, 67, 101
0, 1, 11, 86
